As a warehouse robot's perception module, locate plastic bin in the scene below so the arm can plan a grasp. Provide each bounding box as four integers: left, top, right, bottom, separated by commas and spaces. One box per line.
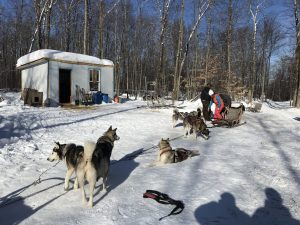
102, 93, 109, 103
114, 96, 119, 103
93, 92, 103, 104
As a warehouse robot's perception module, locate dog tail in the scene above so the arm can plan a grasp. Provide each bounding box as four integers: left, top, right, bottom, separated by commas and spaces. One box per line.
189, 150, 200, 157
84, 140, 96, 161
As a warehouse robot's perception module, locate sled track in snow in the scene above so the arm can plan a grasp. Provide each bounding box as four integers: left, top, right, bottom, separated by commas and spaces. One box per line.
36, 104, 175, 130
2, 104, 174, 147
44, 106, 146, 129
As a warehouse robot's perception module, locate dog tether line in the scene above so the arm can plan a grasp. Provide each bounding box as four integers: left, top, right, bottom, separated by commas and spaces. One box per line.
0, 160, 61, 208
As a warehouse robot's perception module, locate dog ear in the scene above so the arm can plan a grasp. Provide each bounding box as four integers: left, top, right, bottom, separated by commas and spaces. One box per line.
54, 141, 60, 146
108, 125, 112, 131
167, 138, 170, 141
113, 128, 117, 131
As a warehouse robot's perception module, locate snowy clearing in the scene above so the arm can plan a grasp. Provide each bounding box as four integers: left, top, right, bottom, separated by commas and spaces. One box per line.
0, 92, 300, 225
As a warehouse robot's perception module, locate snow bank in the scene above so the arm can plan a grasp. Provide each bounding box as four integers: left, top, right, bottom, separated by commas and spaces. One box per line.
0, 92, 22, 106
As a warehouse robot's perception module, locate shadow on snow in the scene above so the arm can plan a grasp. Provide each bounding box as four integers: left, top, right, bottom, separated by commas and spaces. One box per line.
0, 177, 66, 225
194, 188, 300, 225
92, 148, 140, 206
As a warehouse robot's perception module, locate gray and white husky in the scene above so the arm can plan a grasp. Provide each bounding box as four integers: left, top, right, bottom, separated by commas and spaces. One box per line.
76, 126, 120, 207
172, 109, 187, 127
47, 142, 84, 191
183, 109, 209, 139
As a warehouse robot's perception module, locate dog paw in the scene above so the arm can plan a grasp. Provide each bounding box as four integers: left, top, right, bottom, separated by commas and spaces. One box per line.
82, 199, 88, 205
64, 187, 69, 191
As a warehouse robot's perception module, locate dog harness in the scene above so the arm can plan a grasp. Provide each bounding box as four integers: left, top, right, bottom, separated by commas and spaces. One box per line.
143, 190, 184, 221
159, 146, 172, 157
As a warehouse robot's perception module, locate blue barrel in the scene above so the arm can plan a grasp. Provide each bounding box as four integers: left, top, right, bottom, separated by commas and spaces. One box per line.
93, 92, 103, 104
102, 93, 109, 103
92, 93, 97, 103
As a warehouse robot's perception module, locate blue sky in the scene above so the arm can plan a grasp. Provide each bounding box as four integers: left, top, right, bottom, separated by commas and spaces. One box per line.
0, 0, 296, 59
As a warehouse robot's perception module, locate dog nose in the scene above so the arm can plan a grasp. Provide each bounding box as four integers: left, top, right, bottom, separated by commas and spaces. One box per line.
47, 158, 50, 161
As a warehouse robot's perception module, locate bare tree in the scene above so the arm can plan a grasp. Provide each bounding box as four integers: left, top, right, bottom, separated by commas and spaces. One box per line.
259, 15, 283, 101
98, 0, 121, 58
172, 0, 184, 101
204, 8, 212, 85
227, 0, 233, 95
173, 0, 210, 100
44, 0, 55, 48
83, 0, 89, 54
293, 0, 300, 107
28, 0, 56, 53
57, 0, 81, 52
249, 1, 263, 102
155, 0, 172, 95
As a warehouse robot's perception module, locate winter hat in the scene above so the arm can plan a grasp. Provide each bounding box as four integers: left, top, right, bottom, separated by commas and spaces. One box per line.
208, 89, 214, 96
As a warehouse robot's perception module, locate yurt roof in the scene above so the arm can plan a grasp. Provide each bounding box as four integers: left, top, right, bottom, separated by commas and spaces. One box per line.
16, 49, 114, 68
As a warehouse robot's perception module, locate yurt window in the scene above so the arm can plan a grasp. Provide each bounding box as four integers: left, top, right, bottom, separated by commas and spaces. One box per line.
89, 69, 101, 91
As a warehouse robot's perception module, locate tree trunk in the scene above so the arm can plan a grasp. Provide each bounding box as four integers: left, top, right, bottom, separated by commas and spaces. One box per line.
98, 0, 104, 58
29, 0, 48, 53
293, 0, 300, 107
45, 0, 53, 49
249, 3, 262, 102
227, 0, 233, 95
175, 1, 210, 99
114, 6, 120, 96
205, 15, 211, 85
172, 0, 184, 101
157, 0, 172, 96
83, 0, 89, 55
173, 0, 210, 101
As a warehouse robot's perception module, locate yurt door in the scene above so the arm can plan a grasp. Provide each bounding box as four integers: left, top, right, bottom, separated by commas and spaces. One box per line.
59, 69, 71, 103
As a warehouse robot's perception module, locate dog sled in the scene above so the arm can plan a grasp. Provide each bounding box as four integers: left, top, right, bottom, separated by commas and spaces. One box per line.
211, 104, 246, 128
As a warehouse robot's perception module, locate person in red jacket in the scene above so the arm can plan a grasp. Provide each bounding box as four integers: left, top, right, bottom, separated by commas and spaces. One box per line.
209, 89, 224, 120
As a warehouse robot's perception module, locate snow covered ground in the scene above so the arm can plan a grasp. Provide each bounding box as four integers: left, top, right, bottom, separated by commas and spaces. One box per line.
0, 92, 300, 225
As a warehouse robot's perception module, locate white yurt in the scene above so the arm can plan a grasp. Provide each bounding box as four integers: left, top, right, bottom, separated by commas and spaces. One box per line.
16, 49, 114, 106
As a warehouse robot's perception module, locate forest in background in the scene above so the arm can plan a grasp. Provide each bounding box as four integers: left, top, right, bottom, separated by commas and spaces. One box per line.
0, 0, 299, 106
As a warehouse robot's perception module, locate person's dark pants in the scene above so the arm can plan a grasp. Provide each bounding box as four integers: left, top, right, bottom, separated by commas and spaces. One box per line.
202, 100, 210, 121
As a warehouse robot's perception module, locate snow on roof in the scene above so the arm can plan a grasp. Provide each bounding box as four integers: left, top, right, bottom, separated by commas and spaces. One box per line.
16, 49, 114, 68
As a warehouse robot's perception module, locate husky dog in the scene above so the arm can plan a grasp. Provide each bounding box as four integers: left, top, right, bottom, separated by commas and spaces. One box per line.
172, 109, 187, 127
183, 109, 209, 139
190, 118, 210, 139
188, 107, 202, 117
151, 138, 200, 166
76, 126, 120, 207
47, 142, 84, 190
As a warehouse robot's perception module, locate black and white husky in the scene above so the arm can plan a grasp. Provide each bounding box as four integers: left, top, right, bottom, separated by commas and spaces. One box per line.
150, 138, 200, 166
76, 126, 120, 207
47, 142, 84, 191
